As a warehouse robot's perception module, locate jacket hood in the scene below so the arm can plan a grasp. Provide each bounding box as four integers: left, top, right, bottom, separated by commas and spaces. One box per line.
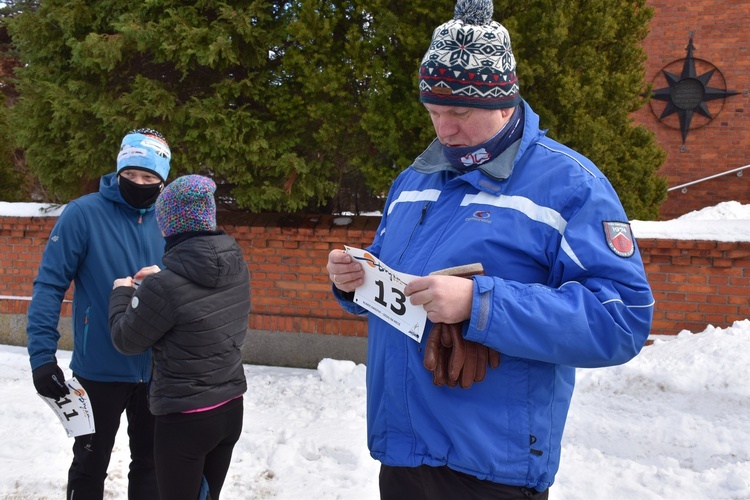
100, 172, 126, 203
162, 233, 247, 288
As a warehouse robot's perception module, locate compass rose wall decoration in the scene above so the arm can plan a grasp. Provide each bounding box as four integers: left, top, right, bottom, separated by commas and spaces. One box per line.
649, 34, 740, 152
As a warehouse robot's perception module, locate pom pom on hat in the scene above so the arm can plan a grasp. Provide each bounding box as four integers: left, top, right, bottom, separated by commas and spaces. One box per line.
156, 175, 217, 237
454, 0, 493, 25
116, 128, 171, 182
419, 0, 520, 109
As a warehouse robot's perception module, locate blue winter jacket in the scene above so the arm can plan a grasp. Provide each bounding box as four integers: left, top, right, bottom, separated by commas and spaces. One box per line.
336, 101, 654, 491
27, 173, 164, 382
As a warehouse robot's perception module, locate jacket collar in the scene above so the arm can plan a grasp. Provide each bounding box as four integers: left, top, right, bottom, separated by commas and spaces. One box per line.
99, 172, 156, 213
411, 100, 545, 183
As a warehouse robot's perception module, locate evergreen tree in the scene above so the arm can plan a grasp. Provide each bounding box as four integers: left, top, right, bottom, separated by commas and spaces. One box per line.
0, 6, 25, 202
6, 0, 665, 218
0, 94, 24, 203
5, 0, 330, 210
497, 0, 667, 219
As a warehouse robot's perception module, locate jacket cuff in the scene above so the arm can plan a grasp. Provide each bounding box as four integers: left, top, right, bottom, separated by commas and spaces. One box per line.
465, 275, 495, 344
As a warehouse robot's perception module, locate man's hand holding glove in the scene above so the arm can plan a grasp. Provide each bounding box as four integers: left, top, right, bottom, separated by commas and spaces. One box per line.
32, 362, 70, 400
422, 263, 501, 389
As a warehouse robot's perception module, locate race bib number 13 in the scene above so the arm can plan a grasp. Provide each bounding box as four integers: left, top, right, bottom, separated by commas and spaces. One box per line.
345, 246, 427, 342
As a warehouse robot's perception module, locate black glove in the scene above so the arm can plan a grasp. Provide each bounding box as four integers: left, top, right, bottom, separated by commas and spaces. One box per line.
32, 362, 70, 400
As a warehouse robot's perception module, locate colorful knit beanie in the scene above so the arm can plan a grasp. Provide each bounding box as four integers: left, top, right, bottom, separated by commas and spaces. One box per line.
116, 128, 172, 182
419, 0, 521, 109
156, 175, 217, 237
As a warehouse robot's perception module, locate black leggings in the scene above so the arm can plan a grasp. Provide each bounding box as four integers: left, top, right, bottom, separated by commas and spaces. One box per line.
153, 397, 243, 500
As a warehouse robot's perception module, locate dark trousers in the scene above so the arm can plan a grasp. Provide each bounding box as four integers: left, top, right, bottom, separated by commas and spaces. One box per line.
68, 375, 158, 500
153, 397, 244, 500
379, 464, 549, 500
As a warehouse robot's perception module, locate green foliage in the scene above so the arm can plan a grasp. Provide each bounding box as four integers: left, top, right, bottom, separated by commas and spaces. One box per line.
0, 8, 25, 202
5, 0, 665, 218
0, 97, 25, 202
5, 0, 323, 210
498, 0, 667, 219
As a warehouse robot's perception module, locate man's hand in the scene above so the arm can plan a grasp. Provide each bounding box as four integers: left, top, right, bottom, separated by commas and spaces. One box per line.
414, 263, 500, 388
405, 275, 473, 324
32, 362, 70, 400
326, 249, 365, 293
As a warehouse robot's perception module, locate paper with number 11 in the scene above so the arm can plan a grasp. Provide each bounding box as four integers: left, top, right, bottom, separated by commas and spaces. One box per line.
39, 377, 96, 438
344, 246, 427, 342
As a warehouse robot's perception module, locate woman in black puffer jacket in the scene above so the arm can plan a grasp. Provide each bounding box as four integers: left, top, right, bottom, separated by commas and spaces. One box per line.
109, 175, 250, 500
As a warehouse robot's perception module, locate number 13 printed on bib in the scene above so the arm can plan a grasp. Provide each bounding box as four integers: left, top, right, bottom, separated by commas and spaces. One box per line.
345, 246, 428, 342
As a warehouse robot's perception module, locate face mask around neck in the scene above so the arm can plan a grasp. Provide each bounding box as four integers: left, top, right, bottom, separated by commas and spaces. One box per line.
118, 175, 163, 209
441, 106, 523, 172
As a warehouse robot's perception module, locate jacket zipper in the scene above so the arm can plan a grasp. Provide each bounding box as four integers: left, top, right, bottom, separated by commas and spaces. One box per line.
82, 306, 90, 356
398, 201, 430, 264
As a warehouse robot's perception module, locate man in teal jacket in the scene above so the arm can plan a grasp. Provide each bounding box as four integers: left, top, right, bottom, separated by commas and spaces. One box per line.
27, 128, 171, 499
326, 0, 654, 498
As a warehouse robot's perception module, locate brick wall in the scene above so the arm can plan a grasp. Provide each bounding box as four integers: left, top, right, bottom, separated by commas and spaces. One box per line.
639, 238, 750, 335
1, 214, 748, 343
225, 213, 373, 338
634, 0, 750, 219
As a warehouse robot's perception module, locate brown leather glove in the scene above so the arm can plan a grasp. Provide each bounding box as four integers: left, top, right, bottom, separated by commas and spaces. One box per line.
423, 322, 501, 389
423, 322, 463, 387
423, 262, 500, 388
463, 337, 502, 388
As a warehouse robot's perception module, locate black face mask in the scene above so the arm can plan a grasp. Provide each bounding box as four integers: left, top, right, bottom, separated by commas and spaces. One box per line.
118, 175, 163, 209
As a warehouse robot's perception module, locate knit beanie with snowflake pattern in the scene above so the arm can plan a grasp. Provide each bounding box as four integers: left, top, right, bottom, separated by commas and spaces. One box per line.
419, 0, 521, 109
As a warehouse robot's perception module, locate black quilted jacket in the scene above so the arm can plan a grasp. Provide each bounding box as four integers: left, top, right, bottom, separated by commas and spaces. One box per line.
109, 231, 250, 415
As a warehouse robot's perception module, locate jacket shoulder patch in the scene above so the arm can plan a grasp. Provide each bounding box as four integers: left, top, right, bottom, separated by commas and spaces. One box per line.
603, 221, 635, 257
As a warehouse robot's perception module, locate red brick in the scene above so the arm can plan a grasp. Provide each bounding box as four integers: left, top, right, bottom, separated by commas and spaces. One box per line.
2, 215, 749, 339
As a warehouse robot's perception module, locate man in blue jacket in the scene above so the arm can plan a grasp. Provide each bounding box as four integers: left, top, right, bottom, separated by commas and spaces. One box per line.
326, 0, 654, 498
27, 128, 171, 499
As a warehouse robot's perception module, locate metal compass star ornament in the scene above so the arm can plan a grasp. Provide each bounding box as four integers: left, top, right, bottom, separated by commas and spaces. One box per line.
650, 34, 739, 151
